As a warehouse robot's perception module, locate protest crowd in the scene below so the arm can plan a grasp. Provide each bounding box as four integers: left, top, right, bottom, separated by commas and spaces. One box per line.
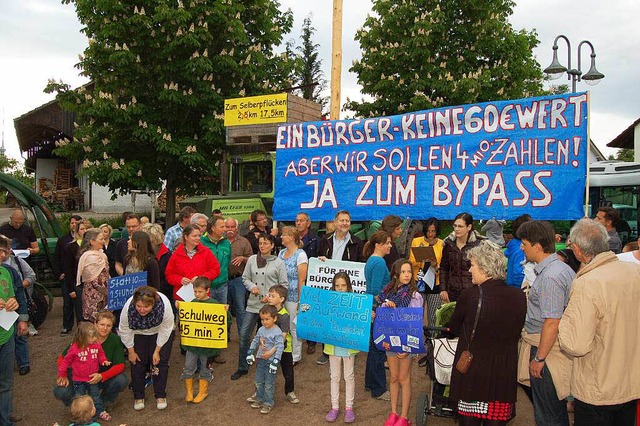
0, 205, 639, 426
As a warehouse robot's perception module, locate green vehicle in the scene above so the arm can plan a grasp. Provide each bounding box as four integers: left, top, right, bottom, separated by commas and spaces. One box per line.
0, 172, 64, 290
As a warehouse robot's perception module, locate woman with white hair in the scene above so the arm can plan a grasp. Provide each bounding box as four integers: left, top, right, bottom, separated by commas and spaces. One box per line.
448, 240, 527, 425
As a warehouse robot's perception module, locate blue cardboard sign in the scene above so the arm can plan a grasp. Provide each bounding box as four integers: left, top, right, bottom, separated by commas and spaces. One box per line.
297, 286, 372, 352
107, 271, 147, 310
373, 307, 425, 354
273, 93, 589, 221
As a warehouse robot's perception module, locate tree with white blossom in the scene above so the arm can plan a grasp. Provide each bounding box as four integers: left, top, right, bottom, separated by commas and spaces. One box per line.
46, 0, 295, 221
346, 0, 545, 117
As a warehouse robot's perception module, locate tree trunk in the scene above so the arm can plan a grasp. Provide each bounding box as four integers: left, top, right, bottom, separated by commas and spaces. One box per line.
165, 183, 176, 230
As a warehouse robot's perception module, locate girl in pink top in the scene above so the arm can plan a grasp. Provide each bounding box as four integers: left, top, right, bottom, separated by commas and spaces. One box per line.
57, 322, 112, 421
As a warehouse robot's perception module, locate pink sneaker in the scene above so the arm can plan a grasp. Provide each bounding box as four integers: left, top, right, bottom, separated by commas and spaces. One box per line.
344, 408, 356, 423
394, 416, 412, 426
325, 408, 339, 422
384, 412, 399, 426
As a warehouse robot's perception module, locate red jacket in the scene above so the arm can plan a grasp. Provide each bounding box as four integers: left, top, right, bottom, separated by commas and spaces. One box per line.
165, 243, 220, 300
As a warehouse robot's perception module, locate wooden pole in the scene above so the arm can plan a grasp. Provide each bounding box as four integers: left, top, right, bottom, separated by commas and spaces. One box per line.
330, 0, 343, 120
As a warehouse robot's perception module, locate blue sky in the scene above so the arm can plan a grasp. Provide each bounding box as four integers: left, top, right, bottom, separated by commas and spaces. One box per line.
1, 0, 638, 161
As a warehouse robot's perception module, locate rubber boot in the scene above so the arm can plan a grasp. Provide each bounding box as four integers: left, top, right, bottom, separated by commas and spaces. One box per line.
193, 379, 209, 403
184, 378, 194, 402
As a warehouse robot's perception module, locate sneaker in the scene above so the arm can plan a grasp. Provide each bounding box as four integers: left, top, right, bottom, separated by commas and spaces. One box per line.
376, 391, 391, 401
231, 370, 248, 380
60, 329, 71, 336
246, 392, 257, 403
393, 416, 411, 426
344, 408, 356, 423
286, 391, 300, 404
28, 324, 38, 336
325, 408, 339, 422
383, 412, 398, 426
156, 398, 167, 410
260, 406, 272, 414
250, 402, 262, 409
133, 399, 145, 411
306, 343, 316, 355
316, 353, 329, 365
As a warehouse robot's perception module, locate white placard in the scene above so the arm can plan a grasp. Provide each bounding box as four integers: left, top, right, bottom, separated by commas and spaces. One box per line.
176, 283, 195, 302
306, 258, 367, 294
0, 309, 19, 331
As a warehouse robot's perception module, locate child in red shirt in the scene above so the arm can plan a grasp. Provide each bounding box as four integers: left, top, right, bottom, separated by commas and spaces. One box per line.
57, 322, 112, 421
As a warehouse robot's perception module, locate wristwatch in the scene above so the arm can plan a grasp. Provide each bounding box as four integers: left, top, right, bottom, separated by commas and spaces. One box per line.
534, 355, 546, 363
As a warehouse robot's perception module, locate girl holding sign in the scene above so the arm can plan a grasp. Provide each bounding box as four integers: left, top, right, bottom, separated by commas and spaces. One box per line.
378, 259, 423, 426
324, 272, 359, 423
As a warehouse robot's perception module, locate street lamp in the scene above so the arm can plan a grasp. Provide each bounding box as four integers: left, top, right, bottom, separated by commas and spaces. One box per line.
543, 35, 605, 92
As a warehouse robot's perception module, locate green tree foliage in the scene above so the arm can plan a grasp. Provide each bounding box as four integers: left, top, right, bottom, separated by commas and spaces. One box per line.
346, 0, 545, 117
293, 15, 328, 113
45, 0, 295, 218
608, 148, 634, 162
0, 155, 34, 188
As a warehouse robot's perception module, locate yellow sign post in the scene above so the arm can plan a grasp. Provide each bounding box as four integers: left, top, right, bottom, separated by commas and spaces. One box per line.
224, 93, 288, 126
178, 302, 228, 349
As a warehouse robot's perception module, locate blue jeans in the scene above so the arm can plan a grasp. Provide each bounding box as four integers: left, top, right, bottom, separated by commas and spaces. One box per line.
365, 326, 387, 398
255, 359, 276, 407
210, 283, 228, 305
227, 277, 247, 337
181, 352, 213, 381
0, 336, 16, 426
13, 330, 28, 368
237, 312, 260, 372
530, 346, 569, 426
53, 373, 129, 406
73, 381, 104, 414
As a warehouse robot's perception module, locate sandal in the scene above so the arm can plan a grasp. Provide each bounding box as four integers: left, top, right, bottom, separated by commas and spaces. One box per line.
99, 411, 112, 421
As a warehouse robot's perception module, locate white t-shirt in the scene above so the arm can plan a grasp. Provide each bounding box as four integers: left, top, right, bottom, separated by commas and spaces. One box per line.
616, 251, 640, 265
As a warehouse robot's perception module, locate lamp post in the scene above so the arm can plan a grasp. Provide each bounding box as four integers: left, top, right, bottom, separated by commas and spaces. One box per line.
543, 35, 605, 92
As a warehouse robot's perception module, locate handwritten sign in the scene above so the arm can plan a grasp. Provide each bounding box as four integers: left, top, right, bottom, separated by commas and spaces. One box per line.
373, 307, 425, 354
107, 272, 147, 310
273, 93, 589, 221
224, 93, 288, 126
178, 302, 228, 349
306, 258, 367, 294
297, 286, 372, 352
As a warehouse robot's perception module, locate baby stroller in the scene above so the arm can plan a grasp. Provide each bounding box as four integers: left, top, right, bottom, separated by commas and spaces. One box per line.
416, 302, 457, 426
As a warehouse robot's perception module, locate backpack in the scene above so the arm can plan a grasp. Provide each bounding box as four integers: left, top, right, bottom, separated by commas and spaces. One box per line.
14, 256, 50, 329
25, 283, 50, 329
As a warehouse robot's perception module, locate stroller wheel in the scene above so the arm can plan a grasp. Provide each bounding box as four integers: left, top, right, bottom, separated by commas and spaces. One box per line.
416, 392, 429, 426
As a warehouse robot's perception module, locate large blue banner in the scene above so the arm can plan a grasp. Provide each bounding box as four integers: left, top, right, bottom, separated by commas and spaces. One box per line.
107, 271, 147, 310
297, 286, 373, 352
273, 93, 589, 221
373, 307, 425, 354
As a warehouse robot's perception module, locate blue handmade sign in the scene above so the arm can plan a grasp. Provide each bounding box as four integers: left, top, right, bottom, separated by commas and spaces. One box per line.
373, 307, 425, 354
297, 286, 372, 352
273, 93, 589, 221
106, 271, 147, 310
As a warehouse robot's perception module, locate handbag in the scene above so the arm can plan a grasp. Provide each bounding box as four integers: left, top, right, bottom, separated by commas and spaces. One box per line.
455, 285, 482, 374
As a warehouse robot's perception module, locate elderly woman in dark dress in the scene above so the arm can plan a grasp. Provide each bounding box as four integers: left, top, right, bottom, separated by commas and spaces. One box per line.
448, 240, 526, 425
